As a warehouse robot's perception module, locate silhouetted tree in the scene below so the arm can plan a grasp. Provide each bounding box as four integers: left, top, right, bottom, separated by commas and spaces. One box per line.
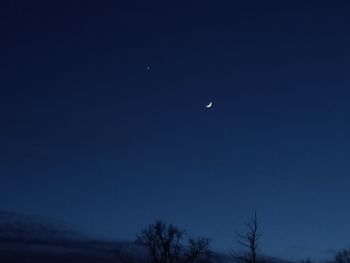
333, 249, 350, 263
235, 212, 261, 263
135, 220, 214, 263
185, 237, 213, 263
136, 220, 184, 263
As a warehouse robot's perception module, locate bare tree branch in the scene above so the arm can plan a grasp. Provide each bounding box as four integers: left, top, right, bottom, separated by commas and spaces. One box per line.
136, 220, 185, 263
235, 212, 261, 263
132, 220, 213, 263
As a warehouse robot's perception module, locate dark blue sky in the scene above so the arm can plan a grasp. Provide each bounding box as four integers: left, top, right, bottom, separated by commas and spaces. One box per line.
1, 0, 350, 260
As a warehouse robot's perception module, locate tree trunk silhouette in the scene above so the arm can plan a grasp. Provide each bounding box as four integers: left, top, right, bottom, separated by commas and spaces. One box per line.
235, 212, 260, 263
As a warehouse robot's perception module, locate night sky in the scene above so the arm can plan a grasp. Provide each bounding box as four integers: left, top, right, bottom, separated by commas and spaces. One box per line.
1, 1, 350, 260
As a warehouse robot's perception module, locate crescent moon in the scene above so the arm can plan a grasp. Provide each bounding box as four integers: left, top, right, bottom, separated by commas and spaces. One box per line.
206, 102, 212, 108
